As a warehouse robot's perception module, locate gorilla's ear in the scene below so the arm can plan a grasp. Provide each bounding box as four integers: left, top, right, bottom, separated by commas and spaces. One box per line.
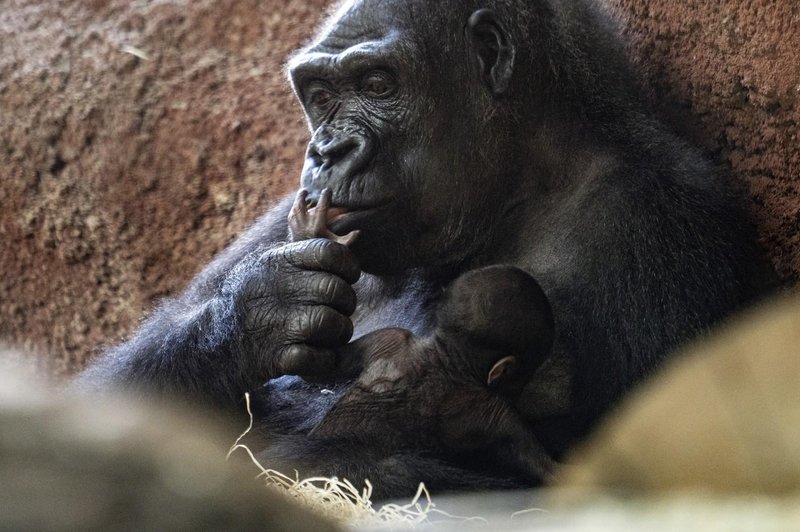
487, 355, 518, 388
467, 9, 515, 96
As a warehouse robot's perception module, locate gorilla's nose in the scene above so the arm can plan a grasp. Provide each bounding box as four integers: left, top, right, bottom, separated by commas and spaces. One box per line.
302, 125, 373, 192
315, 136, 358, 168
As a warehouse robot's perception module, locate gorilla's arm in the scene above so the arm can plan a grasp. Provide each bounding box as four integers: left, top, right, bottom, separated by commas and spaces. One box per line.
75, 196, 360, 409
247, 377, 539, 498
251, 432, 528, 501
519, 149, 776, 451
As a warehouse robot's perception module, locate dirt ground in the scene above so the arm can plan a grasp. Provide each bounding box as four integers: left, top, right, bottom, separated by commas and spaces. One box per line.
1, 0, 798, 377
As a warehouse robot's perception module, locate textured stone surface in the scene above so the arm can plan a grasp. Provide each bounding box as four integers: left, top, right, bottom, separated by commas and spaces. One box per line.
1, 0, 797, 377
0, 0, 327, 376
607, 0, 800, 281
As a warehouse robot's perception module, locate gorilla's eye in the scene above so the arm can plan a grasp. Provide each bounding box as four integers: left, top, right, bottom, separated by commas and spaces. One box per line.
361, 71, 395, 98
307, 84, 335, 109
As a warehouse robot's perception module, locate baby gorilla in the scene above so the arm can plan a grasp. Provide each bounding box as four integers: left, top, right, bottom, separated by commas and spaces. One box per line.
288, 191, 557, 482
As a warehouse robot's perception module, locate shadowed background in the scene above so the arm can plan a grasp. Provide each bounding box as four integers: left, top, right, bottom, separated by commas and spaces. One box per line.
1, 0, 797, 377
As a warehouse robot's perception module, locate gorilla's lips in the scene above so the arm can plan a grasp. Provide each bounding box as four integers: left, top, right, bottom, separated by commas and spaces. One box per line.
327, 206, 370, 236
304, 196, 352, 224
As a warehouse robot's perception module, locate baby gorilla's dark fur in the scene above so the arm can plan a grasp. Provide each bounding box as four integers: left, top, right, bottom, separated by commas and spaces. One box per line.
318, 267, 555, 481
287, 192, 556, 485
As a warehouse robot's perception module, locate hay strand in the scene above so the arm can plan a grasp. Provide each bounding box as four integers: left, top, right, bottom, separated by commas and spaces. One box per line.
228, 393, 485, 528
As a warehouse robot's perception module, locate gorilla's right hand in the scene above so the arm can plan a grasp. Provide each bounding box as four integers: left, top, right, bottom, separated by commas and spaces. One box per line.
228, 238, 360, 381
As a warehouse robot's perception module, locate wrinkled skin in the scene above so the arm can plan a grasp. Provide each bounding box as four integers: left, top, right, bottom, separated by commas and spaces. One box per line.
77, 0, 774, 497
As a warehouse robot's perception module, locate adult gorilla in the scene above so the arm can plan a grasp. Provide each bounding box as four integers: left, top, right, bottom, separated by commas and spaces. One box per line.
78, 0, 771, 494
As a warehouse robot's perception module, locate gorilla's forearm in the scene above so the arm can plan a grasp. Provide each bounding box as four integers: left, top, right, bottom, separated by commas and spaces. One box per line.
76, 195, 361, 410
75, 203, 294, 406
74, 288, 250, 408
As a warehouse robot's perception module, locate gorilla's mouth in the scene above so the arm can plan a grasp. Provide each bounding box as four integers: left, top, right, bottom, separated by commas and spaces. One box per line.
306, 195, 391, 231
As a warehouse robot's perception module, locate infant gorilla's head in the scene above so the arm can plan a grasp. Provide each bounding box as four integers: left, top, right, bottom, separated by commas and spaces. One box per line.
331, 265, 554, 397
436, 265, 555, 393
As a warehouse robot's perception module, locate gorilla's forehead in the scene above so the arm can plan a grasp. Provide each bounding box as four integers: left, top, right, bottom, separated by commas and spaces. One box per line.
289, 0, 425, 82
309, 0, 413, 53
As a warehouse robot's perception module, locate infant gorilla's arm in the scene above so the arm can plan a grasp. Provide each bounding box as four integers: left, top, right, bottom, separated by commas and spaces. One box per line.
288, 189, 360, 246
439, 392, 556, 482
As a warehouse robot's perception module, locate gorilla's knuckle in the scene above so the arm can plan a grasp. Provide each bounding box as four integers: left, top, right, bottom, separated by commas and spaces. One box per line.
308, 305, 335, 330
324, 277, 357, 314
314, 274, 339, 297
280, 344, 310, 369
275, 239, 322, 268
259, 246, 284, 265
282, 307, 311, 341
287, 305, 350, 346
242, 302, 277, 334
309, 238, 337, 262
279, 344, 335, 377
326, 310, 354, 343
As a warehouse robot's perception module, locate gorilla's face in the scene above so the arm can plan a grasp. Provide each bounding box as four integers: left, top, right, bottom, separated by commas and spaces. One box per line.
289, 0, 518, 274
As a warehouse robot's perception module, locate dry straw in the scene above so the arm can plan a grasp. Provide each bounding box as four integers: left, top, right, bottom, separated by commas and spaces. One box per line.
227, 393, 486, 529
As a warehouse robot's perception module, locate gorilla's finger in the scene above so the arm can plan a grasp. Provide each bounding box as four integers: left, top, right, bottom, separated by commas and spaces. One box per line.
289, 272, 357, 316
267, 239, 361, 285
274, 344, 336, 377
291, 189, 309, 215
288, 189, 309, 225
328, 229, 360, 247
287, 305, 354, 348
317, 187, 332, 210
310, 189, 331, 235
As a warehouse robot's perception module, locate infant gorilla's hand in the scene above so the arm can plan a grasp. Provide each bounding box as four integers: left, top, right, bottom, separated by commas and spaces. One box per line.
288, 188, 360, 246
225, 238, 360, 382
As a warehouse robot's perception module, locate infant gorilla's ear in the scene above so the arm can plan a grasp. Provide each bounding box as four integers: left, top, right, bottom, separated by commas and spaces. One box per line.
487, 355, 517, 388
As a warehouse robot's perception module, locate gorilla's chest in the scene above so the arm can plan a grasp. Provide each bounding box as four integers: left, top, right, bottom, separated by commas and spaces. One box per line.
350, 273, 443, 339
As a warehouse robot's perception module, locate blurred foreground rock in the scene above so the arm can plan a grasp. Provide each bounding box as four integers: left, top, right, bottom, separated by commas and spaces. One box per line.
0, 355, 339, 532
561, 292, 800, 494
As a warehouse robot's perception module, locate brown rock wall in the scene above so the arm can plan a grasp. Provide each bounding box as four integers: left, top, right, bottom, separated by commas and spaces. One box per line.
1, 0, 327, 375
608, 0, 800, 281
